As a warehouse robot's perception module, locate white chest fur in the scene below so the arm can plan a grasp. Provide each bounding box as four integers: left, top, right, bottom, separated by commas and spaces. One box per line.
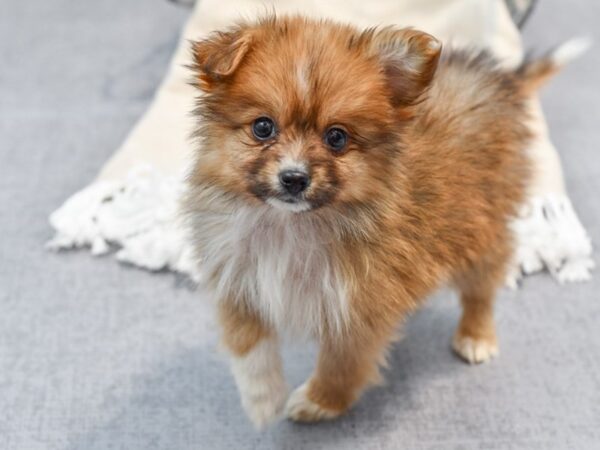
188, 202, 350, 336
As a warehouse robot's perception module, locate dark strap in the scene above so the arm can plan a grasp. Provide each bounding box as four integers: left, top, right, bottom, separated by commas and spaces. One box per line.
505, 0, 539, 29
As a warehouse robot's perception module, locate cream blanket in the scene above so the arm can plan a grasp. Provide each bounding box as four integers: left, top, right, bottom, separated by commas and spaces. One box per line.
48, 0, 594, 285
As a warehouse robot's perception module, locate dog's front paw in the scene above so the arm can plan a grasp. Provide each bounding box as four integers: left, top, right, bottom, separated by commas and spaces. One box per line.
239, 378, 289, 429
452, 334, 498, 364
285, 382, 341, 423
230, 340, 289, 429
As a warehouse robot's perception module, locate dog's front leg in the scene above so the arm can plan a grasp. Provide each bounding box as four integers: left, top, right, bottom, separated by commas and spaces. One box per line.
219, 301, 288, 429
286, 321, 395, 422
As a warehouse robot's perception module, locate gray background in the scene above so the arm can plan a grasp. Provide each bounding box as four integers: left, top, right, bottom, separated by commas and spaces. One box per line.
1, 0, 599, 449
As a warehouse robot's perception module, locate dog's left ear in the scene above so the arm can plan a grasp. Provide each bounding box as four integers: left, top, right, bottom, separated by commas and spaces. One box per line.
192, 27, 252, 90
369, 28, 442, 107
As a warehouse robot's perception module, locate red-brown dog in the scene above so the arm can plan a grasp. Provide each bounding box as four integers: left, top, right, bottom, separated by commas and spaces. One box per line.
183, 15, 575, 427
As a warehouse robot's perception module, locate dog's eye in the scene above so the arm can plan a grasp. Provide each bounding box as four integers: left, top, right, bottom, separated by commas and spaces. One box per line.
252, 117, 276, 140
324, 127, 348, 152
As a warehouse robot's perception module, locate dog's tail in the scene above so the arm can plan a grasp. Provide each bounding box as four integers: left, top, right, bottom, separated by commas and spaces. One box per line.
517, 37, 591, 92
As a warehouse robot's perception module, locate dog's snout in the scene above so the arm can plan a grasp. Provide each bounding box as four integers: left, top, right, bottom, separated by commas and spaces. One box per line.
279, 170, 310, 195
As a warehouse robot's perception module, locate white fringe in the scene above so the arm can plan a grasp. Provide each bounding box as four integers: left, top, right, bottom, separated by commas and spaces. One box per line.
46, 166, 199, 280
507, 194, 595, 287
47, 165, 594, 287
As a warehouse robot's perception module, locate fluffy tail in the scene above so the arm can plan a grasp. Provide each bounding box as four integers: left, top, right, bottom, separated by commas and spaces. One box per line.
517, 37, 592, 92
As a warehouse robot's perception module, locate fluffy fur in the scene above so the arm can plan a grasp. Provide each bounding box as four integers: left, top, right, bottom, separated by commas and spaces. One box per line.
185, 191, 351, 336
229, 336, 289, 428
182, 15, 563, 427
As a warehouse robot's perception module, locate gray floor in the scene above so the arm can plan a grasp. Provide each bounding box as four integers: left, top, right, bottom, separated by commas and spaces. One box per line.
1, 1, 599, 449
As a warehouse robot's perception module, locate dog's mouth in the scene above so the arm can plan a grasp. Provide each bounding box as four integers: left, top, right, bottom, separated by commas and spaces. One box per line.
266, 196, 312, 213
248, 182, 317, 213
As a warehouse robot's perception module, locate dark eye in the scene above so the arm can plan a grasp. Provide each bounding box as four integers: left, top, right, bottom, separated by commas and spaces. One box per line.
324, 127, 347, 152
252, 117, 276, 140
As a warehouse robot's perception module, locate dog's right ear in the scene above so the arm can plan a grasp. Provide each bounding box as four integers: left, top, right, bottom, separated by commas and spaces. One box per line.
367, 27, 441, 107
192, 28, 252, 90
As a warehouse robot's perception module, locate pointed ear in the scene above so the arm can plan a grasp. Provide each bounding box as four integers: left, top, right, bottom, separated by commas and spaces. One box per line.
192, 28, 252, 90
369, 28, 442, 107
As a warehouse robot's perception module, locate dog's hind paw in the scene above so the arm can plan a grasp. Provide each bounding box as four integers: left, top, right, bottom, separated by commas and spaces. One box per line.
452, 334, 498, 364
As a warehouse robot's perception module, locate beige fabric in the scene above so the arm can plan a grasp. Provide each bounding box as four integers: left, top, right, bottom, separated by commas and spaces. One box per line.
50, 0, 593, 284
98, 0, 563, 197
99, 0, 524, 180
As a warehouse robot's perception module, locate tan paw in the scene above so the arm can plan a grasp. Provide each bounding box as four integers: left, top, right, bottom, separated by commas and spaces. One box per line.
239, 379, 289, 429
452, 334, 498, 364
230, 340, 289, 429
285, 383, 341, 423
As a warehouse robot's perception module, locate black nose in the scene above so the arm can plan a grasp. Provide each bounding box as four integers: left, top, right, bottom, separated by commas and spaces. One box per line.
278, 170, 310, 195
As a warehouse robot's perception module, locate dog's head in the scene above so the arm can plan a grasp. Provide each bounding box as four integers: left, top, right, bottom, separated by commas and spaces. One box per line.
191, 16, 441, 213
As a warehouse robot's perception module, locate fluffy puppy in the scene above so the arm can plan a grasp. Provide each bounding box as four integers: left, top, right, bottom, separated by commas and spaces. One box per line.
183, 15, 566, 427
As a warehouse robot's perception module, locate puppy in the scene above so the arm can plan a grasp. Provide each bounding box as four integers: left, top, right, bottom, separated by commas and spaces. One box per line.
183, 15, 570, 427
